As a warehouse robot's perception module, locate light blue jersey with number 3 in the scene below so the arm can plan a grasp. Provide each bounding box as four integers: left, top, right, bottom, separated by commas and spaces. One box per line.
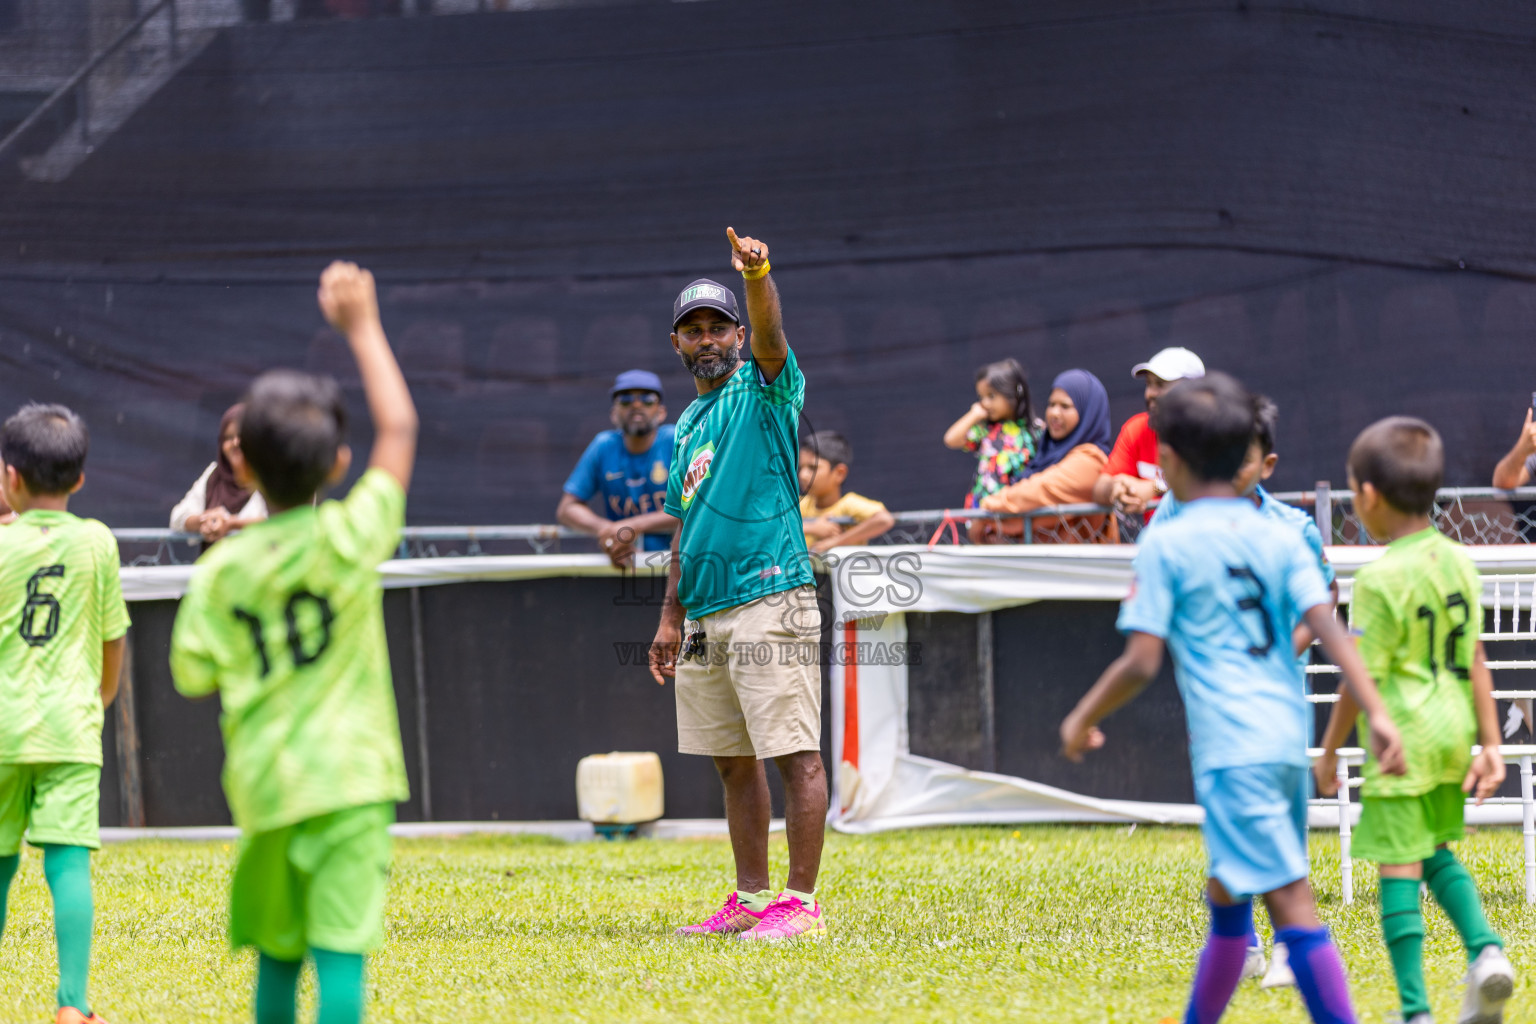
1118, 497, 1331, 775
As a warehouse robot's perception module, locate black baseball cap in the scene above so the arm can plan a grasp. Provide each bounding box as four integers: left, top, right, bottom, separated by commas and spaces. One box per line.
672, 278, 740, 328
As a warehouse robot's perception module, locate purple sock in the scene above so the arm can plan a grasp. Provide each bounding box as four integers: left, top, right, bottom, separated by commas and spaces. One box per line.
1276, 925, 1356, 1024
1184, 899, 1252, 1024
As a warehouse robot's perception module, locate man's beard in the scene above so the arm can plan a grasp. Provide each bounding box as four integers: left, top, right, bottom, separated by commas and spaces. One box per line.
679, 345, 742, 381
621, 414, 655, 438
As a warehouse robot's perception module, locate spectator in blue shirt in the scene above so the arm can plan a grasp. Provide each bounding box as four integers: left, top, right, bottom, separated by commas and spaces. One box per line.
558, 369, 679, 567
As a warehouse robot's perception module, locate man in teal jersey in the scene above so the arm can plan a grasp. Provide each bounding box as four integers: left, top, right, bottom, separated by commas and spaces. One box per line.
649, 228, 827, 941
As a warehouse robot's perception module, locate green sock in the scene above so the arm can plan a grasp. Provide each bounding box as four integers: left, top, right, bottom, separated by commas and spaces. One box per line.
40, 845, 92, 1017
1380, 876, 1429, 1017
0, 853, 18, 939
313, 948, 365, 1024
1424, 847, 1502, 960
782, 887, 816, 910
737, 889, 775, 913
255, 953, 302, 1024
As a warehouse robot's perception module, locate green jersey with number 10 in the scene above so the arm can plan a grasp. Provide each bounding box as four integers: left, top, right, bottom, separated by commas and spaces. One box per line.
171, 468, 409, 834
1352, 528, 1482, 798
0, 510, 130, 765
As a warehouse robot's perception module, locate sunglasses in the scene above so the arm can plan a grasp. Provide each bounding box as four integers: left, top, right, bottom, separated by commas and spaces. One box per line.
614, 393, 660, 407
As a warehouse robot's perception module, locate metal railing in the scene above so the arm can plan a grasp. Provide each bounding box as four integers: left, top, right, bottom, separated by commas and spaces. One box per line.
106, 484, 1536, 565
0, 0, 178, 167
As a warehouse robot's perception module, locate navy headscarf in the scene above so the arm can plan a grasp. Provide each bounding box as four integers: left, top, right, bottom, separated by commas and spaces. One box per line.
1023, 369, 1112, 477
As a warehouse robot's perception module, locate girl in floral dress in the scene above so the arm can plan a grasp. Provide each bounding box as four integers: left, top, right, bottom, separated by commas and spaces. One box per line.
943, 358, 1038, 509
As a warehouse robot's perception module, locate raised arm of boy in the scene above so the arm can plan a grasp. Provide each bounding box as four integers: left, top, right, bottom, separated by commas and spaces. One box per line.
1310, 603, 1407, 792
726, 228, 787, 383
317, 261, 419, 492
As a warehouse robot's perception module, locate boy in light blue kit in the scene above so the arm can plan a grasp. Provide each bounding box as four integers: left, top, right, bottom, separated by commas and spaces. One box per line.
1147, 394, 1337, 988
1061, 372, 1406, 1024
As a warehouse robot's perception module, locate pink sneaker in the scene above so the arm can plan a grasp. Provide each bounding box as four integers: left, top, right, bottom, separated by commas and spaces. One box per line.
738, 894, 827, 941
675, 892, 766, 936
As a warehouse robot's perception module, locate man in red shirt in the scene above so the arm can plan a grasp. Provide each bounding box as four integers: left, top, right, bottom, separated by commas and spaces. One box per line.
1091, 347, 1206, 516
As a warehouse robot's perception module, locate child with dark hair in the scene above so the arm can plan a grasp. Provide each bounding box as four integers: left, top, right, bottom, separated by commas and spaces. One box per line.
170, 261, 418, 1024
1316, 416, 1514, 1024
943, 358, 1037, 509
1062, 373, 1405, 1024
799, 430, 895, 553
1147, 392, 1338, 989
0, 402, 129, 1024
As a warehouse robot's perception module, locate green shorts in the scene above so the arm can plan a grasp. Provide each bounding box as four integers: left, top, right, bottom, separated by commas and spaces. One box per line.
230, 802, 394, 960
1353, 783, 1466, 865
0, 763, 101, 855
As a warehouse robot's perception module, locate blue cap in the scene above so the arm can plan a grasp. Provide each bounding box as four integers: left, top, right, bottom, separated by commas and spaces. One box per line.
610, 369, 664, 401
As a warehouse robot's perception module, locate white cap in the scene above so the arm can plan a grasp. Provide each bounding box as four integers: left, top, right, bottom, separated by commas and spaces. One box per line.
1131, 346, 1205, 382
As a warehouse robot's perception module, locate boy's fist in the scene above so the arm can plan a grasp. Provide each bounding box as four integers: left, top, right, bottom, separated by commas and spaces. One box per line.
318, 261, 380, 334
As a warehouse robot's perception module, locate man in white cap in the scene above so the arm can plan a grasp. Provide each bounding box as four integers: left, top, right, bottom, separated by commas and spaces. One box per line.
1091, 346, 1206, 516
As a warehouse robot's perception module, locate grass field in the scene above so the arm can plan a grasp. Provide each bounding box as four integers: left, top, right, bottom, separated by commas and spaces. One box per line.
0, 825, 1530, 1022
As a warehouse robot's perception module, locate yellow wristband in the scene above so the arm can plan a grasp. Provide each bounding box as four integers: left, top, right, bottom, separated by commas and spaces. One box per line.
741, 260, 771, 281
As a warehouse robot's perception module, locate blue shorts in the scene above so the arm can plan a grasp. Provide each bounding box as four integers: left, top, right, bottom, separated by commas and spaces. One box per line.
1195, 762, 1310, 900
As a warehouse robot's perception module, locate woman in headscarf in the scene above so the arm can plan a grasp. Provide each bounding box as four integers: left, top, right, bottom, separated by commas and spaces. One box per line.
170, 404, 268, 546
977, 369, 1120, 543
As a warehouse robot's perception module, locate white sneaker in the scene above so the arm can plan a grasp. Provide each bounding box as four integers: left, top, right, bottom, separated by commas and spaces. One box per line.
1241, 943, 1267, 981
1457, 945, 1515, 1024
1260, 940, 1296, 989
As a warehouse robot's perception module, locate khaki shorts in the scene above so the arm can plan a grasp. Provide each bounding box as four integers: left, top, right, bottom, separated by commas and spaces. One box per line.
676, 586, 823, 759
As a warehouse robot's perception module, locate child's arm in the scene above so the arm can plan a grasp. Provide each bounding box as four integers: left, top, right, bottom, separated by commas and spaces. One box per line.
1061, 631, 1164, 761
1291, 580, 1340, 658
1313, 687, 1358, 797
1305, 602, 1406, 778
811, 508, 896, 553
943, 404, 989, 450
317, 262, 419, 492
1465, 640, 1506, 804
101, 636, 125, 708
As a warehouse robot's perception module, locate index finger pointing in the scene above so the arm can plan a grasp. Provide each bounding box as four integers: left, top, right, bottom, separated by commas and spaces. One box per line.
726, 227, 741, 250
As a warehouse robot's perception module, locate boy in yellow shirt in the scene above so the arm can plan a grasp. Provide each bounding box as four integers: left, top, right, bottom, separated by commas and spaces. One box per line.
798, 431, 895, 552
0, 404, 129, 1024
171, 262, 417, 1024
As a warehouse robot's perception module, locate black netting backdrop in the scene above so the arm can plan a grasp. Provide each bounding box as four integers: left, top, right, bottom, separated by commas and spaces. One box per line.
3, 0, 1535, 526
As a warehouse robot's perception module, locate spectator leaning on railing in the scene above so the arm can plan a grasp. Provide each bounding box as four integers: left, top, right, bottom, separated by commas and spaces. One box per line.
1490, 403, 1536, 489
979, 369, 1117, 543
798, 430, 895, 553
1092, 347, 1205, 517
557, 369, 679, 569
169, 403, 268, 547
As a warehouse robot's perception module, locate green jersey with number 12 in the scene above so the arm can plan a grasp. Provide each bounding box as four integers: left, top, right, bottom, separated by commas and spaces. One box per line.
0, 510, 130, 765
171, 468, 409, 834
1352, 528, 1481, 798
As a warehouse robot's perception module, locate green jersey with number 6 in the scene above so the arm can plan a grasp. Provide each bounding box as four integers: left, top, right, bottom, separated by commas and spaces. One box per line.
1352, 527, 1481, 798
0, 510, 130, 765
171, 468, 409, 834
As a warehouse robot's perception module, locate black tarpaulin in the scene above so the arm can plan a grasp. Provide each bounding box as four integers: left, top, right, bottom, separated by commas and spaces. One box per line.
2, 0, 1534, 526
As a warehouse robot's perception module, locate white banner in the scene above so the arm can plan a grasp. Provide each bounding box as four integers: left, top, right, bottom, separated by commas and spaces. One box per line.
824, 543, 1536, 832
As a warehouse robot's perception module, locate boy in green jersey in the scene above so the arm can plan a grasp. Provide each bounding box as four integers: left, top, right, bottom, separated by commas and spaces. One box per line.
0, 403, 129, 1024
171, 261, 417, 1024
1317, 417, 1513, 1024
